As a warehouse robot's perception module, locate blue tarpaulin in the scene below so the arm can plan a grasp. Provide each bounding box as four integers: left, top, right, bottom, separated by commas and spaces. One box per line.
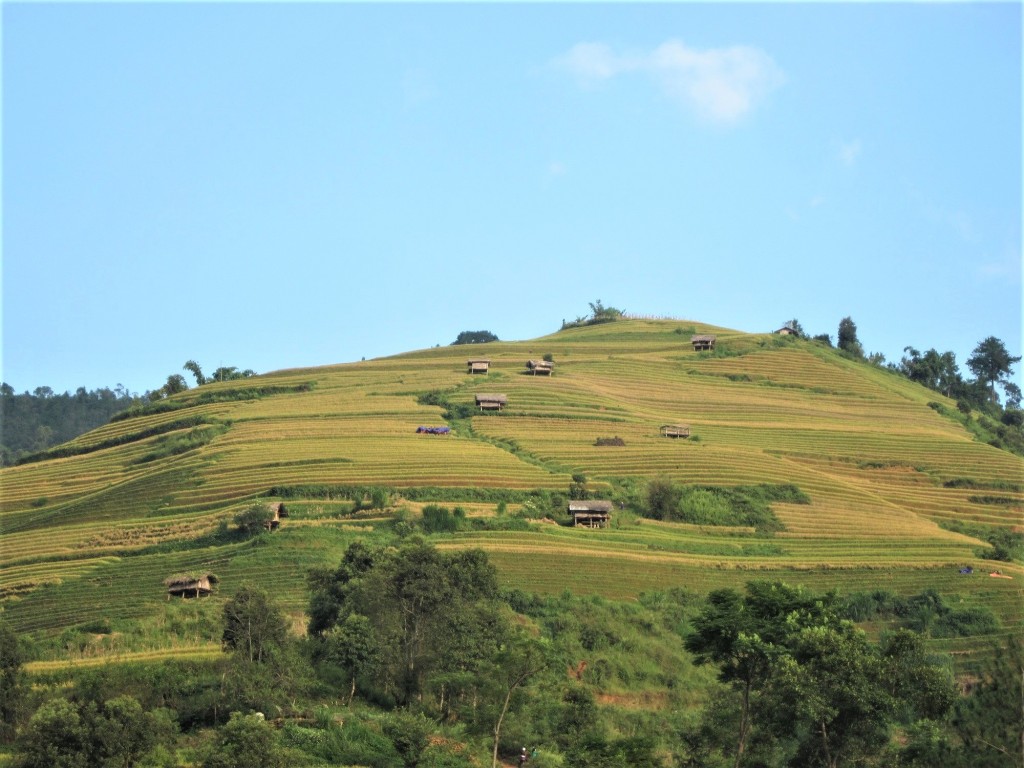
416, 426, 451, 435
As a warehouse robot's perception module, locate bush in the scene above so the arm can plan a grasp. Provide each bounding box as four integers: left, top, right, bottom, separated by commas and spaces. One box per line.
421, 505, 466, 534
932, 606, 1000, 638
202, 712, 294, 768
234, 504, 275, 536
451, 330, 499, 345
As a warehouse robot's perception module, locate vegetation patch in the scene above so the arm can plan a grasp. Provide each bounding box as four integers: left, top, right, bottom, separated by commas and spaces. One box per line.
938, 519, 1024, 562
643, 480, 806, 533
416, 389, 475, 421
594, 436, 626, 447
16, 414, 217, 465
111, 383, 315, 421
267, 484, 562, 507
134, 423, 230, 464
967, 495, 1019, 506
840, 588, 1002, 638
943, 478, 1023, 492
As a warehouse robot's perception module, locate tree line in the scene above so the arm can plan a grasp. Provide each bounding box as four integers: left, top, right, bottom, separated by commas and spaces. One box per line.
785, 316, 1020, 411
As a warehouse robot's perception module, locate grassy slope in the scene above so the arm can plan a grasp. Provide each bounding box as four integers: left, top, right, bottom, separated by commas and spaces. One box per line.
2, 319, 1021, 664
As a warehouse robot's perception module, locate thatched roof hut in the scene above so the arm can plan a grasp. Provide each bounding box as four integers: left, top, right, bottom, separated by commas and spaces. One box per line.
526, 360, 554, 375
568, 500, 613, 528
691, 334, 717, 351
266, 501, 288, 531
475, 393, 508, 411
165, 572, 218, 599
467, 359, 491, 374
660, 424, 690, 438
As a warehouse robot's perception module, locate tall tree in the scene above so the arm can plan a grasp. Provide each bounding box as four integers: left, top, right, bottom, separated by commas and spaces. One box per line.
183, 360, 208, 386
837, 317, 863, 358
222, 586, 289, 665
967, 336, 1021, 404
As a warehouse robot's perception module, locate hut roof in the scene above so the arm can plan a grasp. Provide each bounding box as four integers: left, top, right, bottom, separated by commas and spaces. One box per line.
568, 500, 614, 513
661, 424, 690, 431
467, 359, 491, 365
527, 359, 554, 369
163, 572, 218, 588
475, 393, 508, 404
691, 334, 717, 343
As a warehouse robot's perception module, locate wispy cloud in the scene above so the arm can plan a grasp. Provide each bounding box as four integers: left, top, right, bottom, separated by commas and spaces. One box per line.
555, 40, 784, 124
838, 139, 862, 166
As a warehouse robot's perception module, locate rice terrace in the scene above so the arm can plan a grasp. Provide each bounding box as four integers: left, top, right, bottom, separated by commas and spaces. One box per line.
2, 317, 1022, 765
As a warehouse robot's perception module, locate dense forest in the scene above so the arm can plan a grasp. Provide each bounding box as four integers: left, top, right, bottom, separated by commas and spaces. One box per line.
0, 384, 145, 466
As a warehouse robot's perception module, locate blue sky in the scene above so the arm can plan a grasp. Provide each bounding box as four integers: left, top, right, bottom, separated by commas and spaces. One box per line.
2, 2, 1020, 396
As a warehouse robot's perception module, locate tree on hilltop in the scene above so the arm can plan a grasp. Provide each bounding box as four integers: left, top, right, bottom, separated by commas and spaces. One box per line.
452, 330, 499, 345
160, 374, 189, 398
588, 299, 623, 323
900, 347, 961, 397
837, 317, 864, 358
184, 360, 207, 386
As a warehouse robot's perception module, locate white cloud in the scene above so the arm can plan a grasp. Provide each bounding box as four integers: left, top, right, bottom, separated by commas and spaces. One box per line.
555, 39, 784, 124
838, 139, 862, 166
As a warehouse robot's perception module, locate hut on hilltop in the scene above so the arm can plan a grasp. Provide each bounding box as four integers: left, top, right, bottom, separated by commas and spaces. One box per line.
467, 359, 491, 374
776, 325, 799, 336
165, 573, 218, 599
691, 334, 717, 351
475, 393, 508, 411
568, 500, 613, 528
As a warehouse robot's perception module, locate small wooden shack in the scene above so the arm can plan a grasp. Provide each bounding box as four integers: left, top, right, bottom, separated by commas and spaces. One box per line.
691, 334, 717, 351
165, 573, 217, 599
266, 501, 288, 531
776, 325, 799, 336
467, 359, 491, 374
475, 393, 508, 411
569, 500, 613, 528
660, 424, 690, 438
526, 359, 554, 375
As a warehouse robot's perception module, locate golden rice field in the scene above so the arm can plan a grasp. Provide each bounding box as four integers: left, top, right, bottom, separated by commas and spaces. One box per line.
1, 319, 1021, 662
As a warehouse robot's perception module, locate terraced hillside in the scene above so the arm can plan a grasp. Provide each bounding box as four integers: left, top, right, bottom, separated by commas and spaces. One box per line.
2, 319, 1021, 662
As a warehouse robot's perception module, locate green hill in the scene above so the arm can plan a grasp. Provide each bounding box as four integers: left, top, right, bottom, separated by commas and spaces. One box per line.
2, 318, 1021, 660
